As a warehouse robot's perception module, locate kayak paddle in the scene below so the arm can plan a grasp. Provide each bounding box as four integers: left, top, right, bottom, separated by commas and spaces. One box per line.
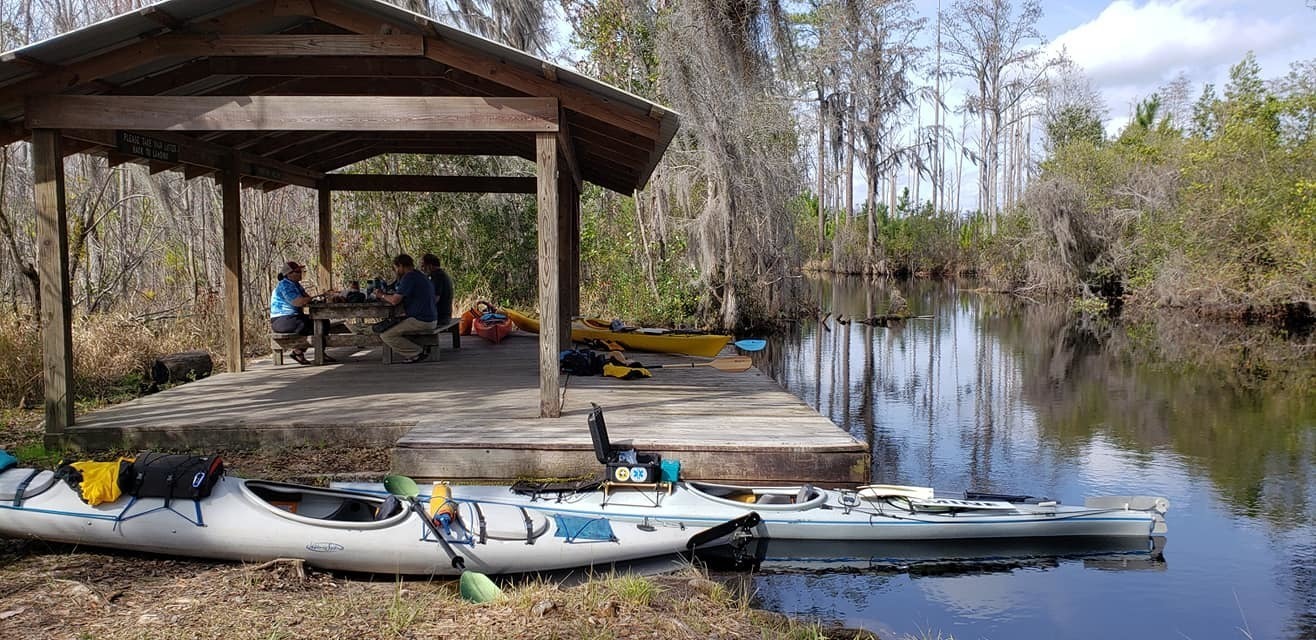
647, 355, 753, 373
385, 474, 465, 569
733, 339, 767, 352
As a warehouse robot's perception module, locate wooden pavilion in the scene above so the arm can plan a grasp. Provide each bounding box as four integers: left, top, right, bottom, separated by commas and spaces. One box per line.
0, 0, 679, 446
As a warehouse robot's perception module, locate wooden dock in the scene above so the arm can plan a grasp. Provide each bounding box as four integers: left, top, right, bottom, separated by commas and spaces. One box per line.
67, 335, 868, 484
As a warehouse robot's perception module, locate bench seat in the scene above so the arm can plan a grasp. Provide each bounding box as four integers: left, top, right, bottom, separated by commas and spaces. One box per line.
382, 318, 461, 364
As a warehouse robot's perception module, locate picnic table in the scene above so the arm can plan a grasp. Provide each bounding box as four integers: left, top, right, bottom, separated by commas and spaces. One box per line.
308, 301, 399, 366
270, 301, 460, 366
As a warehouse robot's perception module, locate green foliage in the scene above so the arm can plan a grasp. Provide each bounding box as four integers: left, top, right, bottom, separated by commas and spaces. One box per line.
992, 53, 1316, 306
1045, 104, 1105, 150
578, 186, 700, 324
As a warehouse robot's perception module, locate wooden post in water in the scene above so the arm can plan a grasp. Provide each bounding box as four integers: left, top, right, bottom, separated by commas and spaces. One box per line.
536, 132, 561, 417
33, 129, 74, 442
222, 156, 245, 373
317, 185, 333, 290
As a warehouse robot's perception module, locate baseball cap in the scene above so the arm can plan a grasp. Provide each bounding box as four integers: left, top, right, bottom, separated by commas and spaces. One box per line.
279, 261, 305, 277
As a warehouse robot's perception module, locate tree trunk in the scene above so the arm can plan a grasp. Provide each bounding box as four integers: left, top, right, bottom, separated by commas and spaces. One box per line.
151, 350, 214, 387
816, 91, 826, 256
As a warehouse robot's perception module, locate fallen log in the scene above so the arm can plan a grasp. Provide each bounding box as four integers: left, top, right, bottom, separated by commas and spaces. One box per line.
150, 349, 213, 387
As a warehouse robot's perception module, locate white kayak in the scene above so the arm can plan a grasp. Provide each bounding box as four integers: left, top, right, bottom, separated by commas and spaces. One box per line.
335, 480, 1170, 541
0, 467, 753, 575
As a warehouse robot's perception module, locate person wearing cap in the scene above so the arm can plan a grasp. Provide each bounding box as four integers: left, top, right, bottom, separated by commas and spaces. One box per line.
373, 253, 437, 364
269, 261, 335, 365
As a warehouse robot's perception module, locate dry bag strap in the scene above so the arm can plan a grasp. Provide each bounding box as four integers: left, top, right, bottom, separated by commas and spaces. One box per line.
12, 469, 41, 507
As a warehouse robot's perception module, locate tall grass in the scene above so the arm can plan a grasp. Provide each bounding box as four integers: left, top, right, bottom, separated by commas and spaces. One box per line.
0, 309, 232, 410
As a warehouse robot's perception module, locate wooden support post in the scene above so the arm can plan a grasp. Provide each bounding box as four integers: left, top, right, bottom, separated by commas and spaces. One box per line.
317, 185, 333, 290
557, 168, 573, 353
222, 157, 245, 373
570, 182, 581, 316
33, 129, 74, 442
537, 132, 561, 418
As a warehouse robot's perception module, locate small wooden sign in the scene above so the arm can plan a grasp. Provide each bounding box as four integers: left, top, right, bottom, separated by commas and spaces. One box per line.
116, 131, 179, 163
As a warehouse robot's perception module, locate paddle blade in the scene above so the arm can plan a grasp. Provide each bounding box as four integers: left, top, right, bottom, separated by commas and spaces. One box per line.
707, 355, 753, 372
459, 571, 504, 603
733, 339, 767, 352
383, 475, 420, 499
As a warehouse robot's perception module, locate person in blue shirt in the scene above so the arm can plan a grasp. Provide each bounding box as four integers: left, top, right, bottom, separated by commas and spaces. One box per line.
269, 261, 335, 365
373, 253, 437, 364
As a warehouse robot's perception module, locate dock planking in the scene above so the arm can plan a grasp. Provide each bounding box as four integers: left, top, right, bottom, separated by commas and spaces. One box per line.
66, 334, 868, 483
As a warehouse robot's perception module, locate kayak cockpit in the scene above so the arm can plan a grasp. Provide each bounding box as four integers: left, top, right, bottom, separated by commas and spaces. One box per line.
686, 482, 826, 511
242, 480, 409, 529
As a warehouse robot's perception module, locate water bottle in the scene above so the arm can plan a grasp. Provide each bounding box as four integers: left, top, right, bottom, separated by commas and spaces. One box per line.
430, 482, 458, 534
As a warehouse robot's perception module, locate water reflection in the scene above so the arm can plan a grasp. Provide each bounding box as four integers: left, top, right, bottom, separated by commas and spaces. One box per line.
746, 276, 1316, 640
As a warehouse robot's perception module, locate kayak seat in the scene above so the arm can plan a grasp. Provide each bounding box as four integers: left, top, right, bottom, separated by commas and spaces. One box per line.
375, 495, 403, 521
756, 494, 793, 505
248, 482, 382, 522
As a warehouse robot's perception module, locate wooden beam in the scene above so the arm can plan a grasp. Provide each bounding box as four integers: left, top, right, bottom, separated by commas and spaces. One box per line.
32, 129, 74, 442
322, 174, 536, 193
278, 135, 364, 165
27, 96, 560, 133
207, 55, 443, 77
154, 34, 425, 57
307, 144, 379, 172
317, 185, 333, 290
60, 128, 322, 189
556, 108, 582, 190
536, 132, 561, 418
107, 59, 216, 96
138, 6, 185, 30
0, 52, 60, 74
221, 157, 245, 373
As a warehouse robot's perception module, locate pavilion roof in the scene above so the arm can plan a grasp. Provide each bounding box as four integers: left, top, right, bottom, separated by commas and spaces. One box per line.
0, 0, 679, 194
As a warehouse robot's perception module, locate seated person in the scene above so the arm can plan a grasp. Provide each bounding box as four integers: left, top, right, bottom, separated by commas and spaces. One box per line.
338, 280, 367, 303
420, 253, 454, 324
374, 254, 438, 364
269, 261, 335, 365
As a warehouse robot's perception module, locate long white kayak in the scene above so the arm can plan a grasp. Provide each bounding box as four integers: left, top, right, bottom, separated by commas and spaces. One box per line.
335, 480, 1169, 541
0, 468, 753, 575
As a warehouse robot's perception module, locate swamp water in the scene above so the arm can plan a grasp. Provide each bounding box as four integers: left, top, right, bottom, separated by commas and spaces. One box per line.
739, 277, 1315, 639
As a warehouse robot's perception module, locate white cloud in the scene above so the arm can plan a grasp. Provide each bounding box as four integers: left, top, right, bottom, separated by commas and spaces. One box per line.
1050, 0, 1305, 91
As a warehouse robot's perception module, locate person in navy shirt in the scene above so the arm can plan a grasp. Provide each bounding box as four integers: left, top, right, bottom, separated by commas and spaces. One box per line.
269, 261, 334, 365
373, 254, 437, 364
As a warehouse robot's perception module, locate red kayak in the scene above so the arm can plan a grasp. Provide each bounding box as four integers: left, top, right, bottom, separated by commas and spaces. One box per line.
470, 301, 513, 344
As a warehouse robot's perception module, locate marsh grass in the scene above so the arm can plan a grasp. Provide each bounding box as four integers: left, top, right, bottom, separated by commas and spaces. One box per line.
0, 310, 230, 411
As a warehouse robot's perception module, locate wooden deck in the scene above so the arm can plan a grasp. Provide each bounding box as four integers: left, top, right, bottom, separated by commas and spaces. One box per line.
66, 334, 868, 484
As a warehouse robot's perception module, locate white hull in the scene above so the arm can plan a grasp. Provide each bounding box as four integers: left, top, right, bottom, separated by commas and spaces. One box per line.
336, 481, 1169, 541
0, 469, 724, 575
